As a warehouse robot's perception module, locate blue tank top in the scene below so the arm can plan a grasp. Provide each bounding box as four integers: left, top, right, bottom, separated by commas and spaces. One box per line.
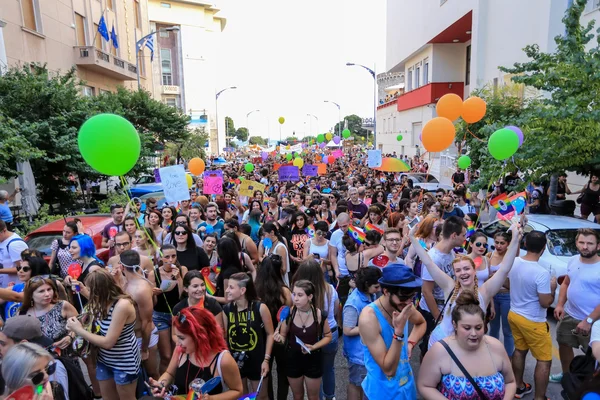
5, 283, 24, 319
362, 303, 416, 399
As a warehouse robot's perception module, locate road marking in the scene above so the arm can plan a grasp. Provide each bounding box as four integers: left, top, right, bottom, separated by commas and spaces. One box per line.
552, 343, 561, 361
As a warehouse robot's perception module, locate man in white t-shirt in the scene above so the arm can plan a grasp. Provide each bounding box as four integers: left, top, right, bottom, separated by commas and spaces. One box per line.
551, 228, 600, 383
329, 212, 351, 304
0, 220, 28, 288
591, 320, 600, 362
507, 231, 557, 400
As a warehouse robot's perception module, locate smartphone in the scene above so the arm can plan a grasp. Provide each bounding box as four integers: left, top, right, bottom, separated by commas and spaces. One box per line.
313, 253, 321, 260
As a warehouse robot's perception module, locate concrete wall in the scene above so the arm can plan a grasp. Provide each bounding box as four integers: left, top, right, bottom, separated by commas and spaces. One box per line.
377, 103, 435, 157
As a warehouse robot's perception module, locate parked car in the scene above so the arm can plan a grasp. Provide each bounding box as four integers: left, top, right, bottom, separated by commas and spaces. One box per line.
128, 172, 196, 198
480, 214, 600, 307
24, 214, 113, 264
400, 173, 453, 192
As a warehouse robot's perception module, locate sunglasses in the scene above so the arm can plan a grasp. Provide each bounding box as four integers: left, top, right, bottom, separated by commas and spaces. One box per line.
315, 230, 324, 236
29, 275, 51, 284
395, 291, 417, 302
474, 242, 488, 248
174, 231, 188, 236
29, 361, 56, 386
16, 266, 31, 272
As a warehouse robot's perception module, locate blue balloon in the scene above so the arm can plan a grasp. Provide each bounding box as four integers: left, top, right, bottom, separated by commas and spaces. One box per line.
263, 237, 273, 249
583, 394, 600, 400
205, 225, 214, 234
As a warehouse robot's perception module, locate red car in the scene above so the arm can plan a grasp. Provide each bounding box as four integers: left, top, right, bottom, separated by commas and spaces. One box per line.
24, 214, 113, 264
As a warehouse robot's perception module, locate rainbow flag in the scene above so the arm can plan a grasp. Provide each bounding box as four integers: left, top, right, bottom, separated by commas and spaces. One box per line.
466, 221, 475, 239
296, 181, 305, 189
306, 225, 315, 238
489, 193, 515, 220
201, 267, 216, 295
186, 391, 199, 400
348, 225, 366, 245
365, 222, 384, 234
509, 191, 527, 215
238, 393, 257, 400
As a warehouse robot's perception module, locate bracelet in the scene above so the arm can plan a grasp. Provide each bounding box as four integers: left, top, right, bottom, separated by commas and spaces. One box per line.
408, 340, 416, 347
392, 333, 404, 342
264, 354, 271, 360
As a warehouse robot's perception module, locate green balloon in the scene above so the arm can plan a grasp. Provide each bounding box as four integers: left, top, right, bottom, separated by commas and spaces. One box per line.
458, 155, 472, 169
488, 128, 519, 160
317, 134, 325, 143
342, 129, 351, 139
396, 134, 403, 141
244, 162, 254, 172
286, 153, 292, 161
78, 114, 140, 176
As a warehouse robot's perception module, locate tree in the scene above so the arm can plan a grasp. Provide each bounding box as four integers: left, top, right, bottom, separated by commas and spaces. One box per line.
285, 136, 299, 143
225, 116, 236, 137
333, 114, 369, 138
248, 136, 268, 145
164, 127, 208, 161
235, 127, 249, 142
303, 135, 316, 143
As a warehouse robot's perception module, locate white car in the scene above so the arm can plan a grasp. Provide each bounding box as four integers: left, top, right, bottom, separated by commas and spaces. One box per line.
481, 214, 600, 307
400, 173, 454, 193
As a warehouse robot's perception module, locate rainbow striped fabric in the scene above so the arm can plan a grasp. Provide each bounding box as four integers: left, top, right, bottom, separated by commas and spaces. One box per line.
489, 193, 515, 220
306, 225, 315, 238
201, 267, 216, 295
365, 222, 384, 234
348, 225, 366, 245
466, 221, 475, 239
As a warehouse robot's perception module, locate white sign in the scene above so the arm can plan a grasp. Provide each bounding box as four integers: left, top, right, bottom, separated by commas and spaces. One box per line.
159, 165, 190, 204
367, 150, 382, 168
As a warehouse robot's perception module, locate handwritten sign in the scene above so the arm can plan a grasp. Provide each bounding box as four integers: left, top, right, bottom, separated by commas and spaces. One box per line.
316, 163, 327, 175
278, 166, 300, 182
159, 165, 190, 204
332, 149, 343, 158
367, 150, 382, 168
239, 180, 265, 197
302, 164, 318, 177
203, 170, 223, 195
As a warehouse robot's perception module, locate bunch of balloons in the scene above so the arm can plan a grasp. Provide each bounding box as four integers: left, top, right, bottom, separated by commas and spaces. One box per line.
488, 126, 523, 160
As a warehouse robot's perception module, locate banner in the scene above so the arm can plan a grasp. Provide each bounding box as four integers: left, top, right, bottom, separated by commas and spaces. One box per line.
239, 180, 266, 197
278, 166, 300, 182
203, 170, 223, 195
159, 165, 190, 203
279, 143, 303, 154
316, 163, 327, 175
302, 164, 318, 177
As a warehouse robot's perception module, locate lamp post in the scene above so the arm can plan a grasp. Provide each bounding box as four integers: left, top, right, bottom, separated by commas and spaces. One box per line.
246, 109, 260, 138
306, 113, 319, 139
215, 86, 237, 155
324, 100, 341, 137
346, 62, 376, 146
135, 26, 179, 90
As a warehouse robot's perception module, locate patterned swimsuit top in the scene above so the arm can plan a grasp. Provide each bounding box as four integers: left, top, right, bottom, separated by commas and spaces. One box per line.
438, 341, 506, 400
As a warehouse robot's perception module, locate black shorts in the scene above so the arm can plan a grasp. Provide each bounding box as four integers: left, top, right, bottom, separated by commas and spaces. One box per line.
236, 352, 263, 381
285, 347, 322, 379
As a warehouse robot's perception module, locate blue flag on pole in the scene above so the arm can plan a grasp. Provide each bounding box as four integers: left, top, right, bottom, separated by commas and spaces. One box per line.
98, 15, 109, 41
110, 25, 119, 49
145, 35, 154, 61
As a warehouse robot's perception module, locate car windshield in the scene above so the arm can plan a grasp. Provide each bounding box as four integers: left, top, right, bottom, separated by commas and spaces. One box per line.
546, 229, 600, 257
407, 175, 439, 183
26, 234, 62, 257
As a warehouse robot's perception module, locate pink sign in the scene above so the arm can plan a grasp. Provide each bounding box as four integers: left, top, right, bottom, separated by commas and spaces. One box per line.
203, 172, 223, 195
332, 149, 343, 159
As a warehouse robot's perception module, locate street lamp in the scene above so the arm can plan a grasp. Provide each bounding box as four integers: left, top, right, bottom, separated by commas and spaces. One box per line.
346, 62, 376, 146
135, 26, 180, 90
306, 113, 319, 138
246, 109, 260, 137
324, 100, 341, 137
215, 86, 237, 155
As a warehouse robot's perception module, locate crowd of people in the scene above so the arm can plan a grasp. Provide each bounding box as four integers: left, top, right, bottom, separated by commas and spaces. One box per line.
0, 146, 598, 400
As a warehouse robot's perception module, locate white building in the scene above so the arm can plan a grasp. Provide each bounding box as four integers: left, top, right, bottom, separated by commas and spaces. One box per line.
147, 0, 226, 155
378, 0, 600, 157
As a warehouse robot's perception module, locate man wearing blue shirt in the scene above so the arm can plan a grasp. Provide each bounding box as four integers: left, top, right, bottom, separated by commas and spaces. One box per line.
0, 189, 19, 229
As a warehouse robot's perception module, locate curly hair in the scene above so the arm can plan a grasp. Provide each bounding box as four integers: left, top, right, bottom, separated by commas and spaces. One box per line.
172, 307, 227, 364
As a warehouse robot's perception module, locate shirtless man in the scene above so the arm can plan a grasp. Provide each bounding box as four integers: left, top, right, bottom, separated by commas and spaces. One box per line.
118, 250, 160, 380
107, 231, 156, 288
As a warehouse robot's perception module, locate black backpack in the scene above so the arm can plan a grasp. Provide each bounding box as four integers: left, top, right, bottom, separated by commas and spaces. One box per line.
54, 355, 94, 400
561, 347, 599, 399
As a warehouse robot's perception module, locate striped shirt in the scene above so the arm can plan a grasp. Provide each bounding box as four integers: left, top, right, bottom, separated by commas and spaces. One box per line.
97, 301, 141, 376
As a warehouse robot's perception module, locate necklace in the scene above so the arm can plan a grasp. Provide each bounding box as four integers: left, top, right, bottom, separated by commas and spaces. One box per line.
378, 298, 394, 321
297, 308, 311, 333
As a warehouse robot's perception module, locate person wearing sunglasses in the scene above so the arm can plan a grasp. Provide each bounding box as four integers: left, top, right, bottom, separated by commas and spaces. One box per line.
0, 255, 51, 319
1, 342, 57, 399
164, 214, 204, 247
467, 232, 492, 289
302, 221, 332, 281
172, 224, 210, 273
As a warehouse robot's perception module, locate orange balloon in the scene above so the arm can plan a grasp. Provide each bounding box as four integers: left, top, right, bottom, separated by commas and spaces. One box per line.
421, 117, 455, 153
461, 96, 487, 124
436, 93, 463, 121
188, 157, 205, 175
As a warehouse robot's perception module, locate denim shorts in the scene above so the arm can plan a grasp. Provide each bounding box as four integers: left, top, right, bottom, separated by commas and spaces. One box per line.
96, 361, 139, 385
152, 311, 172, 332
348, 362, 367, 386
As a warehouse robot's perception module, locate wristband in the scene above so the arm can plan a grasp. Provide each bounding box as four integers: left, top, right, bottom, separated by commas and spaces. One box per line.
393, 333, 404, 342
264, 354, 271, 360
408, 340, 416, 347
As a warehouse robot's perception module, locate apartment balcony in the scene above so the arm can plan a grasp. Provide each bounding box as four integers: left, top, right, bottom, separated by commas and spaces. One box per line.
397, 82, 465, 111
74, 46, 138, 81
162, 85, 181, 95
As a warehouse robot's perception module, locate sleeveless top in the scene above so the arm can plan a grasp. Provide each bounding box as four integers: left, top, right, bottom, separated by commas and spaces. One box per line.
438, 341, 506, 400
287, 308, 320, 351
4, 283, 24, 319
97, 301, 141, 376
224, 302, 266, 361
76, 260, 104, 313
429, 291, 486, 349
308, 239, 329, 260
35, 301, 69, 342
473, 256, 490, 288
153, 267, 181, 313
174, 352, 225, 396
51, 240, 77, 278
489, 257, 508, 291
362, 303, 416, 399
265, 242, 289, 286
581, 184, 600, 206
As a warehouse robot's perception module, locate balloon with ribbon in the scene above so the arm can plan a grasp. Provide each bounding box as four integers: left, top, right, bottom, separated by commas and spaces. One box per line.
461, 96, 487, 124
457, 155, 471, 169
436, 93, 463, 121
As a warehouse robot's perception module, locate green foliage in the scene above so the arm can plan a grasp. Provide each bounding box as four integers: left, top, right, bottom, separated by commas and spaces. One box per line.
164, 127, 208, 162
333, 115, 368, 138
303, 136, 316, 143
285, 136, 299, 143
248, 136, 268, 145
225, 116, 236, 136
235, 127, 249, 142
96, 192, 130, 214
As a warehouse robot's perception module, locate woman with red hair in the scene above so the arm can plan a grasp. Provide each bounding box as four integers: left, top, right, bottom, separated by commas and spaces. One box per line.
149, 307, 243, 399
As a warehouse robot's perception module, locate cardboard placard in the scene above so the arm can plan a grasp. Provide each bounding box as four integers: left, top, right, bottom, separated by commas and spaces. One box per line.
278, 166, 300, 182
159, 165, 190, 203
367, 150, 382, 168
203, 170, 223, 195
239, 180, 266, 197
302, 164, 318, 177
317, 163, 327, 175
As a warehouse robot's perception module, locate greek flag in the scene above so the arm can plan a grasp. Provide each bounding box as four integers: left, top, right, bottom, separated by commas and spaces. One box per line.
97, 15, 109, 41
145, 34, 154, 61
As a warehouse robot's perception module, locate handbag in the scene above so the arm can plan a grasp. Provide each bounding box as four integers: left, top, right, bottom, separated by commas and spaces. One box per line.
440, 340, 488, 400
71, 311, 98, 358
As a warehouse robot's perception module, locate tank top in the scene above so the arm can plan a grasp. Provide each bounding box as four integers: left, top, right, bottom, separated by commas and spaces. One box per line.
489, 256, 508, 291
97, 301, 141, 375
52, 240, 77, 278
76, 260, 104, 313
35, 301, 69, 342
287, 308, 320, 351
308, 239, 329, 260
174, 352, 224, 396
473, 256, 490, 288
582, 183, 600, 206
153, 267, 181, 313
224, 301, 265, 360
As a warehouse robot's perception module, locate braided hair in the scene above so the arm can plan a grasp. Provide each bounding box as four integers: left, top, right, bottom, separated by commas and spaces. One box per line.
447, 256, 479, 316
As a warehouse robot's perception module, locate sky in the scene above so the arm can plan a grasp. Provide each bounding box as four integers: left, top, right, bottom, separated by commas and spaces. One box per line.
213, 0, 386, 142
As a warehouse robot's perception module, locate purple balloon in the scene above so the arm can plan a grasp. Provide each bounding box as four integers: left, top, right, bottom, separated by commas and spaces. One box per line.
319, 142, 326, 148
333, 136, 341, 144
505, 126, 523, 146
261, 151, 268, 160
323, 155, 329, 164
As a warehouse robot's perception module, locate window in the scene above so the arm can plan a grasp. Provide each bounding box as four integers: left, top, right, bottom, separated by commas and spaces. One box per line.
81, 86, 95, 97
159, 30, 169, 38
161, 49, 172, 85
165, 97, 177, 107
75, 13, 87, 46
407, 68, 413, 91
423, 59, 429, 85
415, 66, 421, 88
134, 0, 141, 29
21, 0, 42, 33
99, 89, 111, 95
465, 45, 472, 86
94, 24, 103, 50
161, 2, 172, 8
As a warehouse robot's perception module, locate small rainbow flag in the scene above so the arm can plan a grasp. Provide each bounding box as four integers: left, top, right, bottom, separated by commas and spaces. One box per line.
490, 193, 515, 220
186, 390, 199, 400
365, 222, 384, 234
466, 221, 475, 239
348, 225, 366, 245
238, 393, 257, 400
212, 262, 221, 274
509, 191, 527, 215
296, 181, 305, 189
201, 267, 216, 295
306, 225, 315, 238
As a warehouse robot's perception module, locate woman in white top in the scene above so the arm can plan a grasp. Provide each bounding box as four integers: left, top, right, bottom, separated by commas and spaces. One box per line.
467, 232, 492, 288
258, 222, 290, 286
303, 221, 331, 278
409, 222, 521, 348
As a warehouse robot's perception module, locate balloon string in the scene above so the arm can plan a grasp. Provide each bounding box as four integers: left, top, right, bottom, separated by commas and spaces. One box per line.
118, 175, 174, 317
466, 127, 486, 142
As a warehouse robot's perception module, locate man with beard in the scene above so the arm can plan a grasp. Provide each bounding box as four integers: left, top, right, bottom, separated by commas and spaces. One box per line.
550, 228, 600, 383
102, 203, 125, 258
197, 202, 225, 239
359, 264, 426, 399
440, 194, 464, 219
369, 228, 402, 268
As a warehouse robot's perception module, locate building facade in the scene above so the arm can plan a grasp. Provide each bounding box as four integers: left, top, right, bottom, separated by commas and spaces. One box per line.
378, 0, 599, 157
147, 0, 226, 155
0, 0, 155, 93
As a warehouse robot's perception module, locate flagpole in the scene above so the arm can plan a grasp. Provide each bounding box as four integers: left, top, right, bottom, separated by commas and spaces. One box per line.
91, 5, 108, 51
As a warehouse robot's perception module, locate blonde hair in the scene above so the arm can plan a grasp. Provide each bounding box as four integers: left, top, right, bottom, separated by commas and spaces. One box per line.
447, 256, 478, 316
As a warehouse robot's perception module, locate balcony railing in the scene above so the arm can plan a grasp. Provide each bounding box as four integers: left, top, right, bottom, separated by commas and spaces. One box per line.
74, 46, 138, 81
397, 82, 465, 111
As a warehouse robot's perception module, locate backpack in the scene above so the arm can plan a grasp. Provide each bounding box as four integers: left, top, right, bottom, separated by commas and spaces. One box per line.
561, 347, 599, 400
53, 354, 94, 400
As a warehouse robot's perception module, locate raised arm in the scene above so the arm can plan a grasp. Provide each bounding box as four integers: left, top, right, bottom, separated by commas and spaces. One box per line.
480, 224, 521, 303
408, 228, 454, 294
